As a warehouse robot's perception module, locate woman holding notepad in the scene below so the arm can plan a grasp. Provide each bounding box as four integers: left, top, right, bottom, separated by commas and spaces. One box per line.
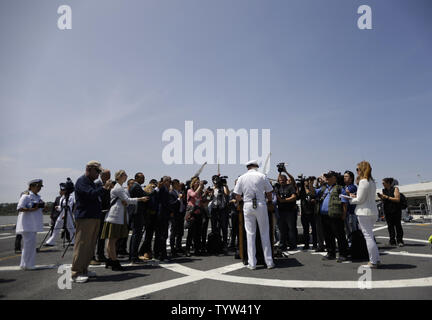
345, 161, 381, 268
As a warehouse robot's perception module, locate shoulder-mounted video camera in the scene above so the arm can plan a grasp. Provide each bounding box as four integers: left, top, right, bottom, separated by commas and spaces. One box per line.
277, 163, 286, 173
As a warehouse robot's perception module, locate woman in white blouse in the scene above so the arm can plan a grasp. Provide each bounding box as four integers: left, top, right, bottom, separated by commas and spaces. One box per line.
101, 170, 148, 271
347, 161, 381, 268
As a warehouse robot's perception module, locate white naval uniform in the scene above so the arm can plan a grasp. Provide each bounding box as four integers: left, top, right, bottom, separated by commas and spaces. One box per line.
45, 194, 76, 245
16, 192, 44, 269
233, 168, 274, 268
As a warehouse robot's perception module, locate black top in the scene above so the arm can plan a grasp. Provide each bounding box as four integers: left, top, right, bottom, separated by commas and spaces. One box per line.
129, 182, 146, 216
383, 187, 401, 214
275, 183, 297, 212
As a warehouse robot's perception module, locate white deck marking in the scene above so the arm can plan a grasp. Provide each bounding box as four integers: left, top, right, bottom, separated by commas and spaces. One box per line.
376, 236, 429, 244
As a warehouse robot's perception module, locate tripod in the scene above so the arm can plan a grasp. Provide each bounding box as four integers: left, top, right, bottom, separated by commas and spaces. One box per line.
38, 193, 76, 255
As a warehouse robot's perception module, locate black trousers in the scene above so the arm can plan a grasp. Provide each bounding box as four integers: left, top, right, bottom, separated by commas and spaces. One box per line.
186, 214, 203, 253
139, 212, 158, 256
201, 211, 209, 249
278, 210, 298, 249
96, 211, 107, 258
210, 207, 229, 246
169, 211, 185, 252
15, 234, 22, 251
322, 215, 349, 257
155, 213, 170, 258
129, 213, 145, 259
301, 213, 317, 247
230, 211, 239, 247
385, 210, 404, 243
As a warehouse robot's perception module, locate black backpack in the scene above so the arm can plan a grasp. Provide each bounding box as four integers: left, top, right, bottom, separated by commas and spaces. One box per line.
399, 193, 408, 210
350, 229, 369, 261
206, 232, 223, 255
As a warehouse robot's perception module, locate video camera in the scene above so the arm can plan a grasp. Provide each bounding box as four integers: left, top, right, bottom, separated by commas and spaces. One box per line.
277, 163, 287, 173
62, 177, 75, 195
212, 175, 228, 189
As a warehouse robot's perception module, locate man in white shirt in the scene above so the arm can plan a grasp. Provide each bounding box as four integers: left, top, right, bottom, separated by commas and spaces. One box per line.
233, 160, 275, 270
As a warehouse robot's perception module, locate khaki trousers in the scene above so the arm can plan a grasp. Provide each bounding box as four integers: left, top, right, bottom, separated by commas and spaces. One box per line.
71, 218, 100, 277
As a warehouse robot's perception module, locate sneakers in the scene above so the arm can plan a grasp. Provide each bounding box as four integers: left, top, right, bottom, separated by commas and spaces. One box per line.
247, 265, 256, 270
267, 263, 275, 269
20, 266, 36, 271
86, 270, 97, 278
322, 254, 336, 261
72, 275, 89, 283
397, 242, 405, 247
362, 262, 379, 269
337, 256, 349, 263
89, 259, 101, 266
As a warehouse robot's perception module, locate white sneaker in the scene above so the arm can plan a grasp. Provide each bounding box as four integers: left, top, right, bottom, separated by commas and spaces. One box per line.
247, 265, 256, 270
20, 266, 36, 271
72, 275, 89, 283
267, 264, 275, 269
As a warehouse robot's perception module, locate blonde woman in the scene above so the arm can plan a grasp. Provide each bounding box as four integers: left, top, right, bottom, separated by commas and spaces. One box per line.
101, 170, 148, 271
347, 161, 381, 268
185, 177, 205, 257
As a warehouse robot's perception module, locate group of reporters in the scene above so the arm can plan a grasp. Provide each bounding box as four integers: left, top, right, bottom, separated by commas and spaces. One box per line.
15, 159, 404, 281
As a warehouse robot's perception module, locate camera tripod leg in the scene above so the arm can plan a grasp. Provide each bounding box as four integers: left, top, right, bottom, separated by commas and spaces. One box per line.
38, 225, 55, 251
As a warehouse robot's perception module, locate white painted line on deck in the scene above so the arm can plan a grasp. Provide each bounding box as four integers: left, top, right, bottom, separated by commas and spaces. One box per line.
380, 251, 432, 259
376, 236, 429, 244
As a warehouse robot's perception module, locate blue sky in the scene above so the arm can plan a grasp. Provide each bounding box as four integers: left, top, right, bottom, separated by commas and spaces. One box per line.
0, 0, 431, 202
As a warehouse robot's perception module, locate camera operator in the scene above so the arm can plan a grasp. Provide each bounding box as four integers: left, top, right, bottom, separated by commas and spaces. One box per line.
274, 166, 298, 251
299, 177, 317, 250
44, 179, 76, 247
16, 179, 48, 270
228, 179, 240, 250
71, 161, 110, 283
209, 175, 230, 253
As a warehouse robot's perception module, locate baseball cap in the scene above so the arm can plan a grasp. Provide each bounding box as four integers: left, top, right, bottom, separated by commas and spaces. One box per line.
324, 171, 338, 178
86, 160, 103, 172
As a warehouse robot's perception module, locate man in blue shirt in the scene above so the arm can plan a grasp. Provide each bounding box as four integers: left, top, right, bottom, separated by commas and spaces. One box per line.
71, 161, 109, 283
341, 171, 358, 244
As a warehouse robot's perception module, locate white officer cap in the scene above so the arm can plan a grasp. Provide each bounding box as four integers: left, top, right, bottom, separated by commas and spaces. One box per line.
245, 160, 259, 168
28, 179, 43, 186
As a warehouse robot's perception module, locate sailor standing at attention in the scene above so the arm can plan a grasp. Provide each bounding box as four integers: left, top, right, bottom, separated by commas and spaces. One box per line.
233, 160, 275, 270
16, 179, 46, 270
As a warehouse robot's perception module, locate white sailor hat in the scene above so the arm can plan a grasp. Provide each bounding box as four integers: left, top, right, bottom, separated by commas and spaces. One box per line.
245, 160, 259, 168
28, 179, 43, 186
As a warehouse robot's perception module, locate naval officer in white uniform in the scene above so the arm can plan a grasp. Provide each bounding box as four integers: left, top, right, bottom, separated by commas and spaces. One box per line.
16, 179, 45, 270
233, 160, 275, 269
